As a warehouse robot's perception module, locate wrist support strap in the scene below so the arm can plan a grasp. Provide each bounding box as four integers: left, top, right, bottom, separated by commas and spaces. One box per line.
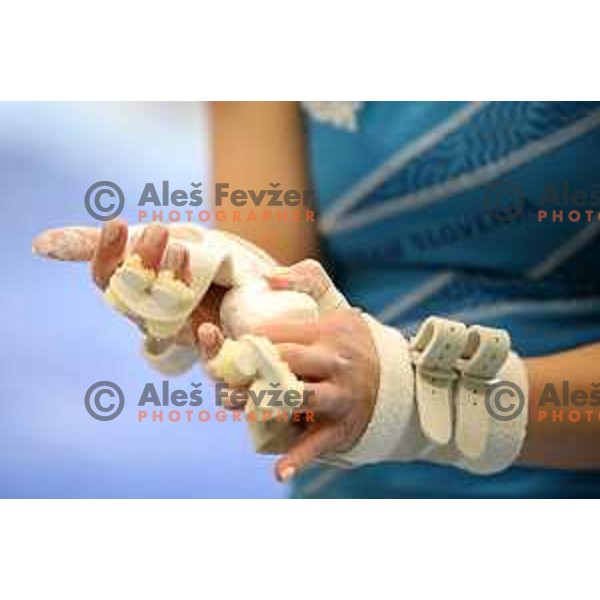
332, 315, 529, 475
410, 317, 468, 445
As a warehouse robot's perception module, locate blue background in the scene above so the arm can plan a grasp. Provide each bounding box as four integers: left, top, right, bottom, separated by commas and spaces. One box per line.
0, 102, 283, 498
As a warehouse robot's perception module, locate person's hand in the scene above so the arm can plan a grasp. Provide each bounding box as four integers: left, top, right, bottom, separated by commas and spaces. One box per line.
256, 309, 379, 481
34, 219, 227, 345
197, 259, 379, 482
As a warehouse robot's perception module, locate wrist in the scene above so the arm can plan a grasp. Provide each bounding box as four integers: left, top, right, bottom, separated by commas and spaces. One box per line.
330, 314, 529, 475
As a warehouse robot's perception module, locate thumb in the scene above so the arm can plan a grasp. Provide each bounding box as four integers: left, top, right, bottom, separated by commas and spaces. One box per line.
265, 259, 349, 315
32, 226, 102, 261
274, 424, 343, 482
196, 322, 225, 362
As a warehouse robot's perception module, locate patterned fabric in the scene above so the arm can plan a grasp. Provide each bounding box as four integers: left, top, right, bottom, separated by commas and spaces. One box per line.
295, 101, 600, 498
301, 101, 364, 131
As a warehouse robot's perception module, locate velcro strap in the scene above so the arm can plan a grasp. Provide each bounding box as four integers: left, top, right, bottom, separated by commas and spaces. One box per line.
455, 325, 511, 459
410, 317, 468, 444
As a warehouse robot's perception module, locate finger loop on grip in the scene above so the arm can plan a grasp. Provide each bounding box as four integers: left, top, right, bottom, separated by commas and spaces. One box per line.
410, 316, 468, 445
106, 254, 198, 339
208, 335, 305, 454
104, 229, 235, 341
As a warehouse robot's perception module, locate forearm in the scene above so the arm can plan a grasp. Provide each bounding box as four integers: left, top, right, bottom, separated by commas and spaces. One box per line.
210, 101, 319, 264
519, 343, 600, 469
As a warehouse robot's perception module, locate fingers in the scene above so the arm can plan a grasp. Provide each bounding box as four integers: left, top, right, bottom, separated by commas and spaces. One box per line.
253, 319, 319, 345
197, 322, 225, 362
266, 259, 349, 315
93, 222, 191, 292
197, 322, 246, 410
220, 388, 248, 410
274, 425, 343, 482
266, 259, 331, 299
91, 219, 128, 289
276, 343, 338, 379
162, 243, 192, 285
190, 285, 227, 331
301, 382, 347, 417
32, 226, 102, 261
132, 223, 169, 271
216, 381, 344, 416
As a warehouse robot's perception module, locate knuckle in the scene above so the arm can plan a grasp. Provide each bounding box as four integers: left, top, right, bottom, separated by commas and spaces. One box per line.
298, 259, 327, 283
298, 258, 323, 273
328, 352, 347, 376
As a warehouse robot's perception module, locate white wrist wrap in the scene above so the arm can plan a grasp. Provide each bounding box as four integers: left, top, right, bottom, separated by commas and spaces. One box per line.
327, 315, 421, 467
333, 315, 529, 475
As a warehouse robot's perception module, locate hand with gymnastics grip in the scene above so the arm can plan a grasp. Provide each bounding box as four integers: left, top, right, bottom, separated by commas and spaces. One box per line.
198, 259, 381, 482
32, 220, 227, 348
202, 258, 530, 482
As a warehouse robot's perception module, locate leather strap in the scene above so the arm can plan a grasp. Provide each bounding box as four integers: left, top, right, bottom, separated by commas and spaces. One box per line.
410, 317, 468, 444
455, 326, 510, 459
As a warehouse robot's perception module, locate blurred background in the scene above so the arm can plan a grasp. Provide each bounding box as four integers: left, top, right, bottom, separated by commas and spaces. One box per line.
0, 102, 283, 498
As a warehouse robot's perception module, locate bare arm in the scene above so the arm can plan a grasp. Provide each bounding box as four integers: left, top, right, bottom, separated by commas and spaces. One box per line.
520, 343, 600, 469
211, 101, 318, 264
